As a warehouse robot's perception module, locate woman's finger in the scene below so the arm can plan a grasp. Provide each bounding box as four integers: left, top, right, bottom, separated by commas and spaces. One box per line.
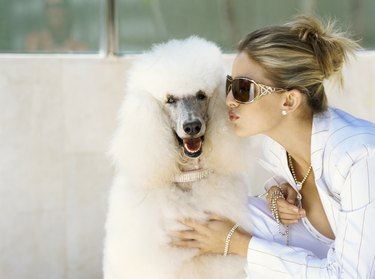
207, 212, 225, 221
279, 207, 305, 217
180, 218, 209, 234
277, 199, 299, 213
275, 199, 305, 225
285, 187, 298, 204
278, 202, 306, 216
280, 218, 300, 225
174, 229, 200, 241
278, 211, 301, 221
170, 239, 201, 249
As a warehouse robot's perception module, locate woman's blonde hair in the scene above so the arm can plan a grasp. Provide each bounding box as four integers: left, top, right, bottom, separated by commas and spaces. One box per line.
238, 15, 360, 113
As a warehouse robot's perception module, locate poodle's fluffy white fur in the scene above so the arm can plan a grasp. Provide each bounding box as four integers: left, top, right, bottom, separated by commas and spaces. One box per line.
103, 37, 253, 279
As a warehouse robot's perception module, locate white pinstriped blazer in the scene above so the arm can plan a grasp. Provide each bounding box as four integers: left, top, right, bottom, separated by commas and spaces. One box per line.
247, 107, 375, 278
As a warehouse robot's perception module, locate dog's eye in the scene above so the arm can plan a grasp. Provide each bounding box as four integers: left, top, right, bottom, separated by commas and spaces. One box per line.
166, 95, 176, 104
196, 92, 206, 100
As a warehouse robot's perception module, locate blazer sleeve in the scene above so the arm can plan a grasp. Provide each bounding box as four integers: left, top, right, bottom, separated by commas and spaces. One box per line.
245, 152, 375, 279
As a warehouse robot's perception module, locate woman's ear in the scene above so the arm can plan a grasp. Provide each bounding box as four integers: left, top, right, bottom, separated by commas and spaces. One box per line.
281, 89, 304, 114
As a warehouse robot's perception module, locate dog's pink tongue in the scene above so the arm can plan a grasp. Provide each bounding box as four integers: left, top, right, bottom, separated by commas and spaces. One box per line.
183, 138, 202, 153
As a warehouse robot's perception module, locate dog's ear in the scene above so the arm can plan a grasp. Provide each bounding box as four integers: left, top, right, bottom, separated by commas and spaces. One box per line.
108, 86, 179, 187
204, 85, 253, 175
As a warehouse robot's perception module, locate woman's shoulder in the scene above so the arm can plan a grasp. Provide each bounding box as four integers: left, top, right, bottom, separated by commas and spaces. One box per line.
324, 107, 375, 159
322, 108, 375, 208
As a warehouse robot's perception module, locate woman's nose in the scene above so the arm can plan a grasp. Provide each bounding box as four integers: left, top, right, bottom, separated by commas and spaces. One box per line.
225, 90, 238, 108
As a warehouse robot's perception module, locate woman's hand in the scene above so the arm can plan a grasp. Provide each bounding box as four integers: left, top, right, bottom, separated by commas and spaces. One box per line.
170, 214, 251, 257
267, 183, 306, 224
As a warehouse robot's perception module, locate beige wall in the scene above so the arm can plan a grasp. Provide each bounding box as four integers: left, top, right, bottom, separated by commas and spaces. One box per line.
0, 52, 374, 279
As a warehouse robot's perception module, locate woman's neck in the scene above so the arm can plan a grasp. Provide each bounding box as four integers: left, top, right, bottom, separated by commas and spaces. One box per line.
267, 111, 313, 168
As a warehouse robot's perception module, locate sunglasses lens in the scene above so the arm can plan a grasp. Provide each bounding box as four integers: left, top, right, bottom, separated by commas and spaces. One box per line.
226, 77, 231, 96
232, 79, 257, 103
226, 76, 260, 103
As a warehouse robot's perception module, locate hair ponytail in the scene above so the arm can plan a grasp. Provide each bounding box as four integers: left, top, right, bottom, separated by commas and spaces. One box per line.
288, 15, 359, 81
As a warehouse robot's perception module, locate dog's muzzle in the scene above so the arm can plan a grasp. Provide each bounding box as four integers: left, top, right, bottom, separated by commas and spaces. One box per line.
175, 123, 204, 158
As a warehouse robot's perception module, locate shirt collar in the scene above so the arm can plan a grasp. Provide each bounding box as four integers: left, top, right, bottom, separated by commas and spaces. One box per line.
310, 109, 331, 179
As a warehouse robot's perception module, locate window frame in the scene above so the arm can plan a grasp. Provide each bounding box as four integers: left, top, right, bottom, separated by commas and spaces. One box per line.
0, 0, 374, 57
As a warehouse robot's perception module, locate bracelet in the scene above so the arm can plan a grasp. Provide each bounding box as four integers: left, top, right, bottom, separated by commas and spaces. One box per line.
223, 223, 239, 256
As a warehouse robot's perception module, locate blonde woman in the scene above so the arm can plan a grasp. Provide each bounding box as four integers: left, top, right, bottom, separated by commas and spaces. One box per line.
172, 15, 375, 278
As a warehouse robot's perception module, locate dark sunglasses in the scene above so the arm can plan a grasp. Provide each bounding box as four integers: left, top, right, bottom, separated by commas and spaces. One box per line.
226, 75, 286, 104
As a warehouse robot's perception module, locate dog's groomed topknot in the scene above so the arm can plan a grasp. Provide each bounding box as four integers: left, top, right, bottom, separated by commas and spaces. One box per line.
128, 36, 225, 101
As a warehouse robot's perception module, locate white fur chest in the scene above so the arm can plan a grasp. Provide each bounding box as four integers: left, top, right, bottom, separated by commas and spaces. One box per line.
103, 173, 251, 279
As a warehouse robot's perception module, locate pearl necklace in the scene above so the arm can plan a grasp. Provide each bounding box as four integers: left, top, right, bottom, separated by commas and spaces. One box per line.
270, 189, 289, 244
269, 154, 312, 246
287, 153, 312, 206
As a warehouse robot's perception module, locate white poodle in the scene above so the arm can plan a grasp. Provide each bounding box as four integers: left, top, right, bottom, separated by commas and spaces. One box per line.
103, 36, 253, 279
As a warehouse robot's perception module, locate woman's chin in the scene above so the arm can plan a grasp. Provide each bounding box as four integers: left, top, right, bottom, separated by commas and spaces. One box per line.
233, 125, 259, 138
233, 126, 248, 137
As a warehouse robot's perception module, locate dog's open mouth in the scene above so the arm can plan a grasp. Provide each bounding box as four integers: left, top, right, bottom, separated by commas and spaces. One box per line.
175, 133, 204, 158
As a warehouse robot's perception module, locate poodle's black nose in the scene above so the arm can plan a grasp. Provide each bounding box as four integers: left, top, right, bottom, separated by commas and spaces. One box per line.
183, 120, 202, 136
